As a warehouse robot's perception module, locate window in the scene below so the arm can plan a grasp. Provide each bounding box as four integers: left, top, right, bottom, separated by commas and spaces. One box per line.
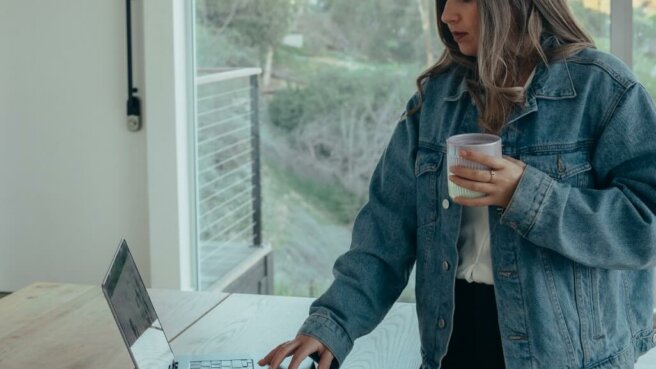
634, 0, 656, 97
190, 1, 655, 307
570, 0, 611, 51
192, 0, 439, 301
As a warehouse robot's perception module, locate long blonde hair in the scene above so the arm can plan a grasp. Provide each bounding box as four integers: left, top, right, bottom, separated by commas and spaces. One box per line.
414, 0, 595, 134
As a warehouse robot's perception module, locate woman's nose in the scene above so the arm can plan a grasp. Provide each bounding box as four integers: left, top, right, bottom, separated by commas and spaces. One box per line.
441, 0, 459, 24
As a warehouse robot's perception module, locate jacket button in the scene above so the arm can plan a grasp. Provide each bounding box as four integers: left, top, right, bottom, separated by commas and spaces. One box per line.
438, 318, 446, 329
442, 260, 450, 271
442, 199, 450, 209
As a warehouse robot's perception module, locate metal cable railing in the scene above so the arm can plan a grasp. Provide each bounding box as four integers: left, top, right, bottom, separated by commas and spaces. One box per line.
193, 67, 262, 290
199, 185, 254, 221
197, 137, 251, 161
198, 100, 250, 118
197, 86, 252, 102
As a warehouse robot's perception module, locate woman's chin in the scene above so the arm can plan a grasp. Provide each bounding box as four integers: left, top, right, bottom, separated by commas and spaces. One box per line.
460, 49, 478, 57
458, 44, 478, 57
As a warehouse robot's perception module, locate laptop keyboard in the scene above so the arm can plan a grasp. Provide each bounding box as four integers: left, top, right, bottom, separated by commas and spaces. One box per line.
189, 360, 254, 369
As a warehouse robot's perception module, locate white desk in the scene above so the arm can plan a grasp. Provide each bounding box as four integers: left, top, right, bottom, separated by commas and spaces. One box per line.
0, 283, 420, 369
0, 283, 653, 369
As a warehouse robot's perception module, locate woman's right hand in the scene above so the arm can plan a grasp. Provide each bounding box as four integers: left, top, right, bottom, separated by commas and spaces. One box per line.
258, 334, 334, 369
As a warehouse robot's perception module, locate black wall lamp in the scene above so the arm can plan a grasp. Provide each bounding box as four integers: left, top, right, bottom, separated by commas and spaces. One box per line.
126, 0, 141, 132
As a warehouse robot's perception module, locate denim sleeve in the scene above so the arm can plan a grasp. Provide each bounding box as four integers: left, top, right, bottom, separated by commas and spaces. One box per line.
500, 83, 656, 270
297, 101, 419, 368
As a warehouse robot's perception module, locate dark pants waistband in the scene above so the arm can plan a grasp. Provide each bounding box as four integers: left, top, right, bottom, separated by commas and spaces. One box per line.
439, 278, 506, 369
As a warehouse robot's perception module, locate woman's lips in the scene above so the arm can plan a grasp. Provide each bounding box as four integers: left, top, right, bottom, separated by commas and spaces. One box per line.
452, 32, 468, 42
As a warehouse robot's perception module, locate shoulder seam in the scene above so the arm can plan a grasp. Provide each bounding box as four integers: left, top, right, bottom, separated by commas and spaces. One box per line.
566, 55, 635, 89
599, 82, 638, 132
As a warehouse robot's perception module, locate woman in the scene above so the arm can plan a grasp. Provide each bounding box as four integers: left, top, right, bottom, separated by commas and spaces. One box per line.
259, 1, 656, 368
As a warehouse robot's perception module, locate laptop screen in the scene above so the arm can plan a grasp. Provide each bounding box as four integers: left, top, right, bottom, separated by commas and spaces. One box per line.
102, 240, 175, 369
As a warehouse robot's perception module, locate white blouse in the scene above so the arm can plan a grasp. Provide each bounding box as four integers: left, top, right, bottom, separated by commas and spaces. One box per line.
455, 68, 537, 285
455, 205, 495, 284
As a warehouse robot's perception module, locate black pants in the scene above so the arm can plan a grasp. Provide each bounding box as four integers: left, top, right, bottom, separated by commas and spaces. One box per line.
440, 278, 506, 369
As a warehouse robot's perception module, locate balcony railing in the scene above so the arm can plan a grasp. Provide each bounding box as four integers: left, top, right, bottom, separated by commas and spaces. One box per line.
193, 67, 264, 291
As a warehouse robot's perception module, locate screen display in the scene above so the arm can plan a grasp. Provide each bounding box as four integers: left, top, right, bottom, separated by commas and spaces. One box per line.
103, 241, 175, 369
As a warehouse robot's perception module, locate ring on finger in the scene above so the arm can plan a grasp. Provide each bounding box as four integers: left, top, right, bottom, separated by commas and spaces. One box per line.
488, 169, 496, 183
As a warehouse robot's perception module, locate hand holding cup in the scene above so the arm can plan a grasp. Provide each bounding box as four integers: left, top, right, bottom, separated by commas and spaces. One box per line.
447, 133, 527, 208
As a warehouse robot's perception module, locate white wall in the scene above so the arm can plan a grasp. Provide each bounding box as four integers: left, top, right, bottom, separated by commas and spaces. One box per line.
0, 0, 150, 291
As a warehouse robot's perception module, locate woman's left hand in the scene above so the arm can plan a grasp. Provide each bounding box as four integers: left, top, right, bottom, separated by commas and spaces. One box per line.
449, 149, 527, 208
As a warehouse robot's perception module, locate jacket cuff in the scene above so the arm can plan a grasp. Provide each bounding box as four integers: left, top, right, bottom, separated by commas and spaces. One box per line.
298, 314, 353, 369
500, 164, 554, 237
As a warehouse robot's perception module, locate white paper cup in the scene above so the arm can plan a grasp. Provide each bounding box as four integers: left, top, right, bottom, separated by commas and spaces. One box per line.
447, 133, 502, 199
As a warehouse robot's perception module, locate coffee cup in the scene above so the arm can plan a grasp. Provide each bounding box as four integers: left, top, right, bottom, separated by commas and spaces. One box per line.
446, 133, 502, 199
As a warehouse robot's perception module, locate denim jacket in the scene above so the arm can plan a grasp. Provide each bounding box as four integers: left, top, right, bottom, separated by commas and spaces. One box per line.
298, 42, 656, 369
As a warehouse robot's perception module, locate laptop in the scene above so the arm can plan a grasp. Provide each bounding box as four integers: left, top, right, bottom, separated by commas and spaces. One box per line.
102, 239, 261, 369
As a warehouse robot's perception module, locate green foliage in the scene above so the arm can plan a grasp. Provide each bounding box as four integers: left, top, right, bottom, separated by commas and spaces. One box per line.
232, 0, 295, 51
197, 0, 295, 58
267, 87, 306, 131
268, 66, 414, 132
305, 0, 430, 63
264, 155, 363, 225
568, 0, 610, 41
634, 9, 656, 58
195, 23, 259, 68
633, 6, 656, 99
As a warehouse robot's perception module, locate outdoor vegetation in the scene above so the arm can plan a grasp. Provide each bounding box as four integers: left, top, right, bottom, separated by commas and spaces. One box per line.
194, 0, 656, 302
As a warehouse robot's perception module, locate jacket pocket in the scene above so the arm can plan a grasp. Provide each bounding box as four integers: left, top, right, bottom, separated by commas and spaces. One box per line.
415, 147, 444, 226
520, 148, 594, 187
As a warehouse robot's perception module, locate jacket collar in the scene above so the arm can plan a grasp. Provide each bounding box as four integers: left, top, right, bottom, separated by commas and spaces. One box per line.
507, 60, 577, 125
443, 36, 578, 102
443, 59, 577, 102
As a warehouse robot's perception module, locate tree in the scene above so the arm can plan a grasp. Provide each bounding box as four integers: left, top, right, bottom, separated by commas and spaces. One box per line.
197, 0, 297, 87
267, 67, 414, 200
304, 0, 431, 64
